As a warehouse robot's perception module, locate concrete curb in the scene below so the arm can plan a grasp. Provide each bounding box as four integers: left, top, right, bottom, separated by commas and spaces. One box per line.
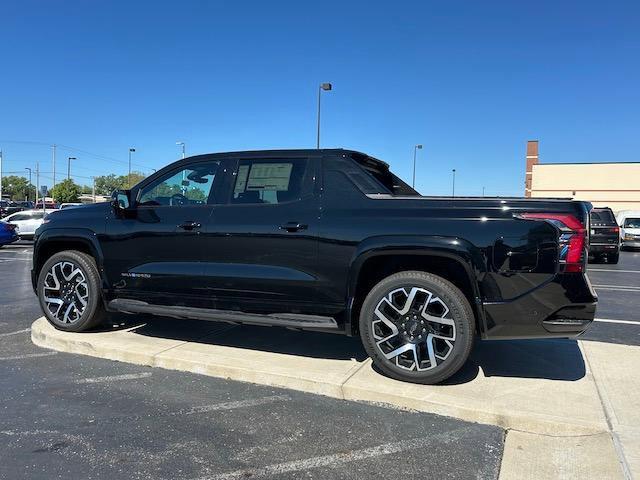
31, 317, 612, 438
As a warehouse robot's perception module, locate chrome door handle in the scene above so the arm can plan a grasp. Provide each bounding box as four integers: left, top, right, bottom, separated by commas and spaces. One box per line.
279, 222, 308, 232
178, 221, 202, 231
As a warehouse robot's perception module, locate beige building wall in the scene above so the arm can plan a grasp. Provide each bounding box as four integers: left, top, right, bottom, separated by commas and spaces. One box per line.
530, 162, 640, 213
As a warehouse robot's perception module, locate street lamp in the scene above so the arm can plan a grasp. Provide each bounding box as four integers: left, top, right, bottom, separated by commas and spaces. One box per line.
412, 144, 423, 189
128, 148, 136, 188
25, 168, 32, 201
67, 157, 77, 180
176, 141, 186, 159
452, 169, 456, 197
316, 82, 332, 149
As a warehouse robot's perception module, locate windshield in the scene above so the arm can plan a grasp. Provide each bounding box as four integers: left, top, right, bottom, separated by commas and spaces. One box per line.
624, 218, 640, 228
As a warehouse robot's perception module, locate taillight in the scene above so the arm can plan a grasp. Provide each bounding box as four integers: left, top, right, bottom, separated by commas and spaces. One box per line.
518, 213, 587, 273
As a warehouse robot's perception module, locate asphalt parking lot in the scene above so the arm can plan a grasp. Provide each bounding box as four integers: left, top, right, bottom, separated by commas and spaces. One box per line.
1, 242, 638, 479
0, 241, 504, 480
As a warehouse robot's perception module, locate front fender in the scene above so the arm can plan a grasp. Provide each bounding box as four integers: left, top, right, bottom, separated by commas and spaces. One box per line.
32, 228, 105, 290
346, 235, 487, 335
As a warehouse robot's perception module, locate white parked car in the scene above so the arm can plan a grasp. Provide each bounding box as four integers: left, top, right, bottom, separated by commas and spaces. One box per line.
0, 209, 47, 239
59, 203, 83, 209
616, 210, 640, 249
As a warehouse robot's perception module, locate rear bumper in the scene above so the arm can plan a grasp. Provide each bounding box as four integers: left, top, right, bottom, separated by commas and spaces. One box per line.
589, 243, 619, 254
482, 273, 597, 340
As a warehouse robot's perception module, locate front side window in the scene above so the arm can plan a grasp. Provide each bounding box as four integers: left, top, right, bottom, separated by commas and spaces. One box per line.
624, 218, 640, 228
138, 161, 220, 207
231, 159, 309, 204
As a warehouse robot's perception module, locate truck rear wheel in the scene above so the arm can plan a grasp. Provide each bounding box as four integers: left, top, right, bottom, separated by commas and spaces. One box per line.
359, 271, 474, 384
37, 250, 106, 332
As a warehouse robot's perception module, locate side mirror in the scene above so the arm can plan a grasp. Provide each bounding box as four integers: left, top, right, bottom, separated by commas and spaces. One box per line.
111, 189, 131, 212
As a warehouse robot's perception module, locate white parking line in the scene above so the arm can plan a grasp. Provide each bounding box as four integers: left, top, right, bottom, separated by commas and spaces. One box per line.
593, 284, 640, 289
180, 395, 291, 416
200, 427, 470, 480
593, 287, 640, 293
75, 372, 153, 384
0, 328, 31, 337
594, 318, 640, 326
589, 269, 640, 274
0, 352, 57, 361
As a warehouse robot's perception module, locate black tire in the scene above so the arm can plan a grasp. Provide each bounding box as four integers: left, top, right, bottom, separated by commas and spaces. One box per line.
359, 270, 474, 385
37, 250, 106, 332
608, 252, 620, 264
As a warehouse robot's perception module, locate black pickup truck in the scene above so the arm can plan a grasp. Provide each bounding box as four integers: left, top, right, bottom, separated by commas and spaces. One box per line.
32, 149, 597, 384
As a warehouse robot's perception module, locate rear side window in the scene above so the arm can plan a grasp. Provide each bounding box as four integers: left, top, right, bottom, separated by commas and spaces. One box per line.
591, 209, 616, 225
231, 158, 310, 204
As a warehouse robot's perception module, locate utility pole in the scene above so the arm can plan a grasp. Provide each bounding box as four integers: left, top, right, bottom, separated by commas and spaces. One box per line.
482, 186, 485, 197
25, 168, 32, 201
52, 144, 57, 189
0, 149, 3, 201
412, 144, 423, 189
176, 142, 185, 159
316, 83, 332, 149
91, 176, 96, 203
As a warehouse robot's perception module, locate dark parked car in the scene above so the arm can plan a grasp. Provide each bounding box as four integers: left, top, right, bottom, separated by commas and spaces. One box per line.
589, 207, 620, 264
0, 200, 34, 217
32, 149, 597, 384
0, 221, 19, 247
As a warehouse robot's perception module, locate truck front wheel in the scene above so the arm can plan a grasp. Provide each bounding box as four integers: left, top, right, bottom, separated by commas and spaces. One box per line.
359, 270, 474, 384
37, 250, 106, 332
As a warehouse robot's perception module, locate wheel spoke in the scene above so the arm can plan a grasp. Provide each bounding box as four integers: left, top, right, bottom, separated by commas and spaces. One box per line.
40, 261, 89, 325
373, 286, 456, 371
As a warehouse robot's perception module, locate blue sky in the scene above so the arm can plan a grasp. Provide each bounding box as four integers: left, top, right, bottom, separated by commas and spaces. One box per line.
1, 0, 638, 196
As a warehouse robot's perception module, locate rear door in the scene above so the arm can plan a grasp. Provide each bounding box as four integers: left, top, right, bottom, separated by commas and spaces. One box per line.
200, 155, 321, 314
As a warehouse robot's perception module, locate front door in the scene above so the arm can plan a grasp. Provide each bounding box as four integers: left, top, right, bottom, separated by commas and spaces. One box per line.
102, 158, 229, 307
200, 156, 321, 314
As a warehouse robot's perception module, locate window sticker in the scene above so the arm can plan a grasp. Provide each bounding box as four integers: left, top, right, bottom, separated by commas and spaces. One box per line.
246, 163, 293, 191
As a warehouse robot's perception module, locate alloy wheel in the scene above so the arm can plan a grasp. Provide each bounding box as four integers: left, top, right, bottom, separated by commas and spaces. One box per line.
372, 286, 456, 371
42, 261, 89, 325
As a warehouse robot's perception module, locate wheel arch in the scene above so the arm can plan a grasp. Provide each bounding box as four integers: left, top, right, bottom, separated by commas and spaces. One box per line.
33, 228, 105, 291
346, 235, 487, 337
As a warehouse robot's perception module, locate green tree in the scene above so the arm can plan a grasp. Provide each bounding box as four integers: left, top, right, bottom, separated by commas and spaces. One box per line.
93, 171, 146, 195
94, 174, 125, 196
50, 179, 81, 203
1, 175, 36, 201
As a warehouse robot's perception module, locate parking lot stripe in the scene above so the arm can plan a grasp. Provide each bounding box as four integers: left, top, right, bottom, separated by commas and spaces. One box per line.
0, 352, 57, 361
0, 328, 31, 337
75, 372, 153, 384
589, 269, 640, 274
179, 395, 291, 416
594, 318, 640, 325
201, 426, 470, 480
593, 284, 640, 289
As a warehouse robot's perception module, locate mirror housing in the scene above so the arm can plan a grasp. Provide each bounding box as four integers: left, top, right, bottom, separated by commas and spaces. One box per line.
111, 189, 132, 213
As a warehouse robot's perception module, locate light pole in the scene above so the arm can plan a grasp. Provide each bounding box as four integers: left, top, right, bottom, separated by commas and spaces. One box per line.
25, 168, 32, 201
176, 141, 186, 159
91, 176, 96, 203
128, 148, 136, 188
67, 157, 77, 180
412, 144, 423, 189
482, 186, 485, 197
316, 83, 332, 149
452, 169, 456, 197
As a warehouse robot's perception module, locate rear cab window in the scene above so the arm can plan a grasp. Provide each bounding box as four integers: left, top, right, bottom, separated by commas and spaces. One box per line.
230, 158, 312, 205
590, 208, 616, 226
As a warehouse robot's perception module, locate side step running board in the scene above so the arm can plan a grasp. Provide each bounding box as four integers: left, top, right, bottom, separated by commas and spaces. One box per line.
108, 298, 340, 332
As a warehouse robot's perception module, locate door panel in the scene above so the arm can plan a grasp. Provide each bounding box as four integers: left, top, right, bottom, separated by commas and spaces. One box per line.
200, 157, 321, 314
101, 159, 228, 307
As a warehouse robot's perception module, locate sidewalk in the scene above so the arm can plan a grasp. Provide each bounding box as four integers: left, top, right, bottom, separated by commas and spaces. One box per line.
31, 316, 635, 479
